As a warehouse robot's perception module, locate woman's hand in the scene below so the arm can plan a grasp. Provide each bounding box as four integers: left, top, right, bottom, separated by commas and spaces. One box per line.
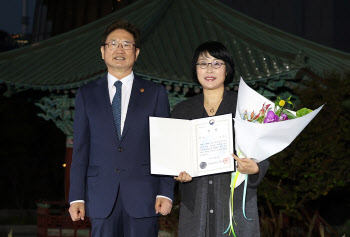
232, 154, 259, 174
174, 171, 192, 182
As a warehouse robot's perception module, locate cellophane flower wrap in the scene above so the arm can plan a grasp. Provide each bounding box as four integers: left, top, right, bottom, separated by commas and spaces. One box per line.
234, 78, 324, 162
224, 78, 324, 236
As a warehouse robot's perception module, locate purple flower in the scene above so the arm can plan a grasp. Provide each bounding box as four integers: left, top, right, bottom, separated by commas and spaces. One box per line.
280, 113, 289, 121
264, 111, 279, 123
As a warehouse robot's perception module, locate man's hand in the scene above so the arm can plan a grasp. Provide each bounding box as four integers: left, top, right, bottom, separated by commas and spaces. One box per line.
69, 202, 85, 221
155, 197, 172, 216
233, 154, 259, 174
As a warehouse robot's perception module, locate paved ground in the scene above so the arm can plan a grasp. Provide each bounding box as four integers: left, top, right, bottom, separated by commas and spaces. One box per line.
0, 225, 36, 237
0, 211, 179, 237
0, 225, 177, 237
0, 204, 180, 237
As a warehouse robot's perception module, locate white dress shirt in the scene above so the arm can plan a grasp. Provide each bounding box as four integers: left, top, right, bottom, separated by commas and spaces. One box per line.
71, 72, 171, 204
107, 72, 134, 134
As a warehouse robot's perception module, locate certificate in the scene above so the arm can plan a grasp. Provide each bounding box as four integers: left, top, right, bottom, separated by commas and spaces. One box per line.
149, 114, 235, 177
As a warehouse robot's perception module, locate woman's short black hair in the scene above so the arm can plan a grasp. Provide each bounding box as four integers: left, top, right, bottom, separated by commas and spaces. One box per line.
191, 41, 235, 86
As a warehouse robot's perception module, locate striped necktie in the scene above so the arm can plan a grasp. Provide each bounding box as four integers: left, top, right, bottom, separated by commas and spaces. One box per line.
112, 80, 122, 140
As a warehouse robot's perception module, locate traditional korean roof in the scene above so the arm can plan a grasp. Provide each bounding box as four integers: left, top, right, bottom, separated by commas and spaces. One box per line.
0, 0, 349, 91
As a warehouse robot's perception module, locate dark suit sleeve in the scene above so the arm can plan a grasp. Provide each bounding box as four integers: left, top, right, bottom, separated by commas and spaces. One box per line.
247, 159, 269, 189
68, 87, 90, 203
154, 86, 175, 200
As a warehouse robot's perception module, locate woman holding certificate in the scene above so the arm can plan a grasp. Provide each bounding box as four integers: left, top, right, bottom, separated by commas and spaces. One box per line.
171, 41, 269, 237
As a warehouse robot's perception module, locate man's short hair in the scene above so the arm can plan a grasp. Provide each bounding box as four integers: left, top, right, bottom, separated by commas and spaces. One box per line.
101, 19, 140, 48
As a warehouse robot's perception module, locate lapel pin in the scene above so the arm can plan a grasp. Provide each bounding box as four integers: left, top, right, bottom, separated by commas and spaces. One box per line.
140, 88, 144, 92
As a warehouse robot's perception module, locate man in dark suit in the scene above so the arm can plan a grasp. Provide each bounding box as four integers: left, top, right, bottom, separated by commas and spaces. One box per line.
68, 19, 174, 237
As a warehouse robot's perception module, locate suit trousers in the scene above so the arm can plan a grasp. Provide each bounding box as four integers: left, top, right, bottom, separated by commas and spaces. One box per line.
90, 188, 159, 237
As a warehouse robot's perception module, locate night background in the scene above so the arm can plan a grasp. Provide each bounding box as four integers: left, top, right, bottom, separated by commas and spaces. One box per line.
0, 0, 349, 236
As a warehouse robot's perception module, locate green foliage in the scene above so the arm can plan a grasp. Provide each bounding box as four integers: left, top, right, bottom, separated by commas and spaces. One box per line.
259, 73, 350, 215
296, 108, 313, 117
257, 116, 265, 124
283, 109, 297, 119
275, 95, 295, 117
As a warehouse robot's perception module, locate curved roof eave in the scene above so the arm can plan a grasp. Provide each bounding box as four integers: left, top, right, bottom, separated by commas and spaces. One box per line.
0, 0, 349, 91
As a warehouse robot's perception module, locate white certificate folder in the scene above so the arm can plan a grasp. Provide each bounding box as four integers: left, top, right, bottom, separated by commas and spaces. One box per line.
149, 114, 235, 177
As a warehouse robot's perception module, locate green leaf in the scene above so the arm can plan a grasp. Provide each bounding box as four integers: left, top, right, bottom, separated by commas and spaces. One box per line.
274, 101, 279, 112
287, 100, 295, 110
257, 116, 265, 123
276, 108, 282, 117
283, 110, 297, 119
296, 108, 313, 117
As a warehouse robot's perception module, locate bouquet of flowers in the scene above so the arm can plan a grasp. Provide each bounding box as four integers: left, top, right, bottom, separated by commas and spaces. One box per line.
242, 96, 312, 123
234, 78, 324, 162
224, 78, 324, 236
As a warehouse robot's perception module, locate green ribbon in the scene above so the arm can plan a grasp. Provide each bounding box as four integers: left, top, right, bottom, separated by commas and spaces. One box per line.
236, 148, 252, 220
223, 171, 240, 236
224, 148, 253, 235
242, 174, 252, 220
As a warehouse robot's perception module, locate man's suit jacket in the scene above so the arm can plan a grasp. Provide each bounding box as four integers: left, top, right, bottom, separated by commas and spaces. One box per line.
69, 74, 175, 219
